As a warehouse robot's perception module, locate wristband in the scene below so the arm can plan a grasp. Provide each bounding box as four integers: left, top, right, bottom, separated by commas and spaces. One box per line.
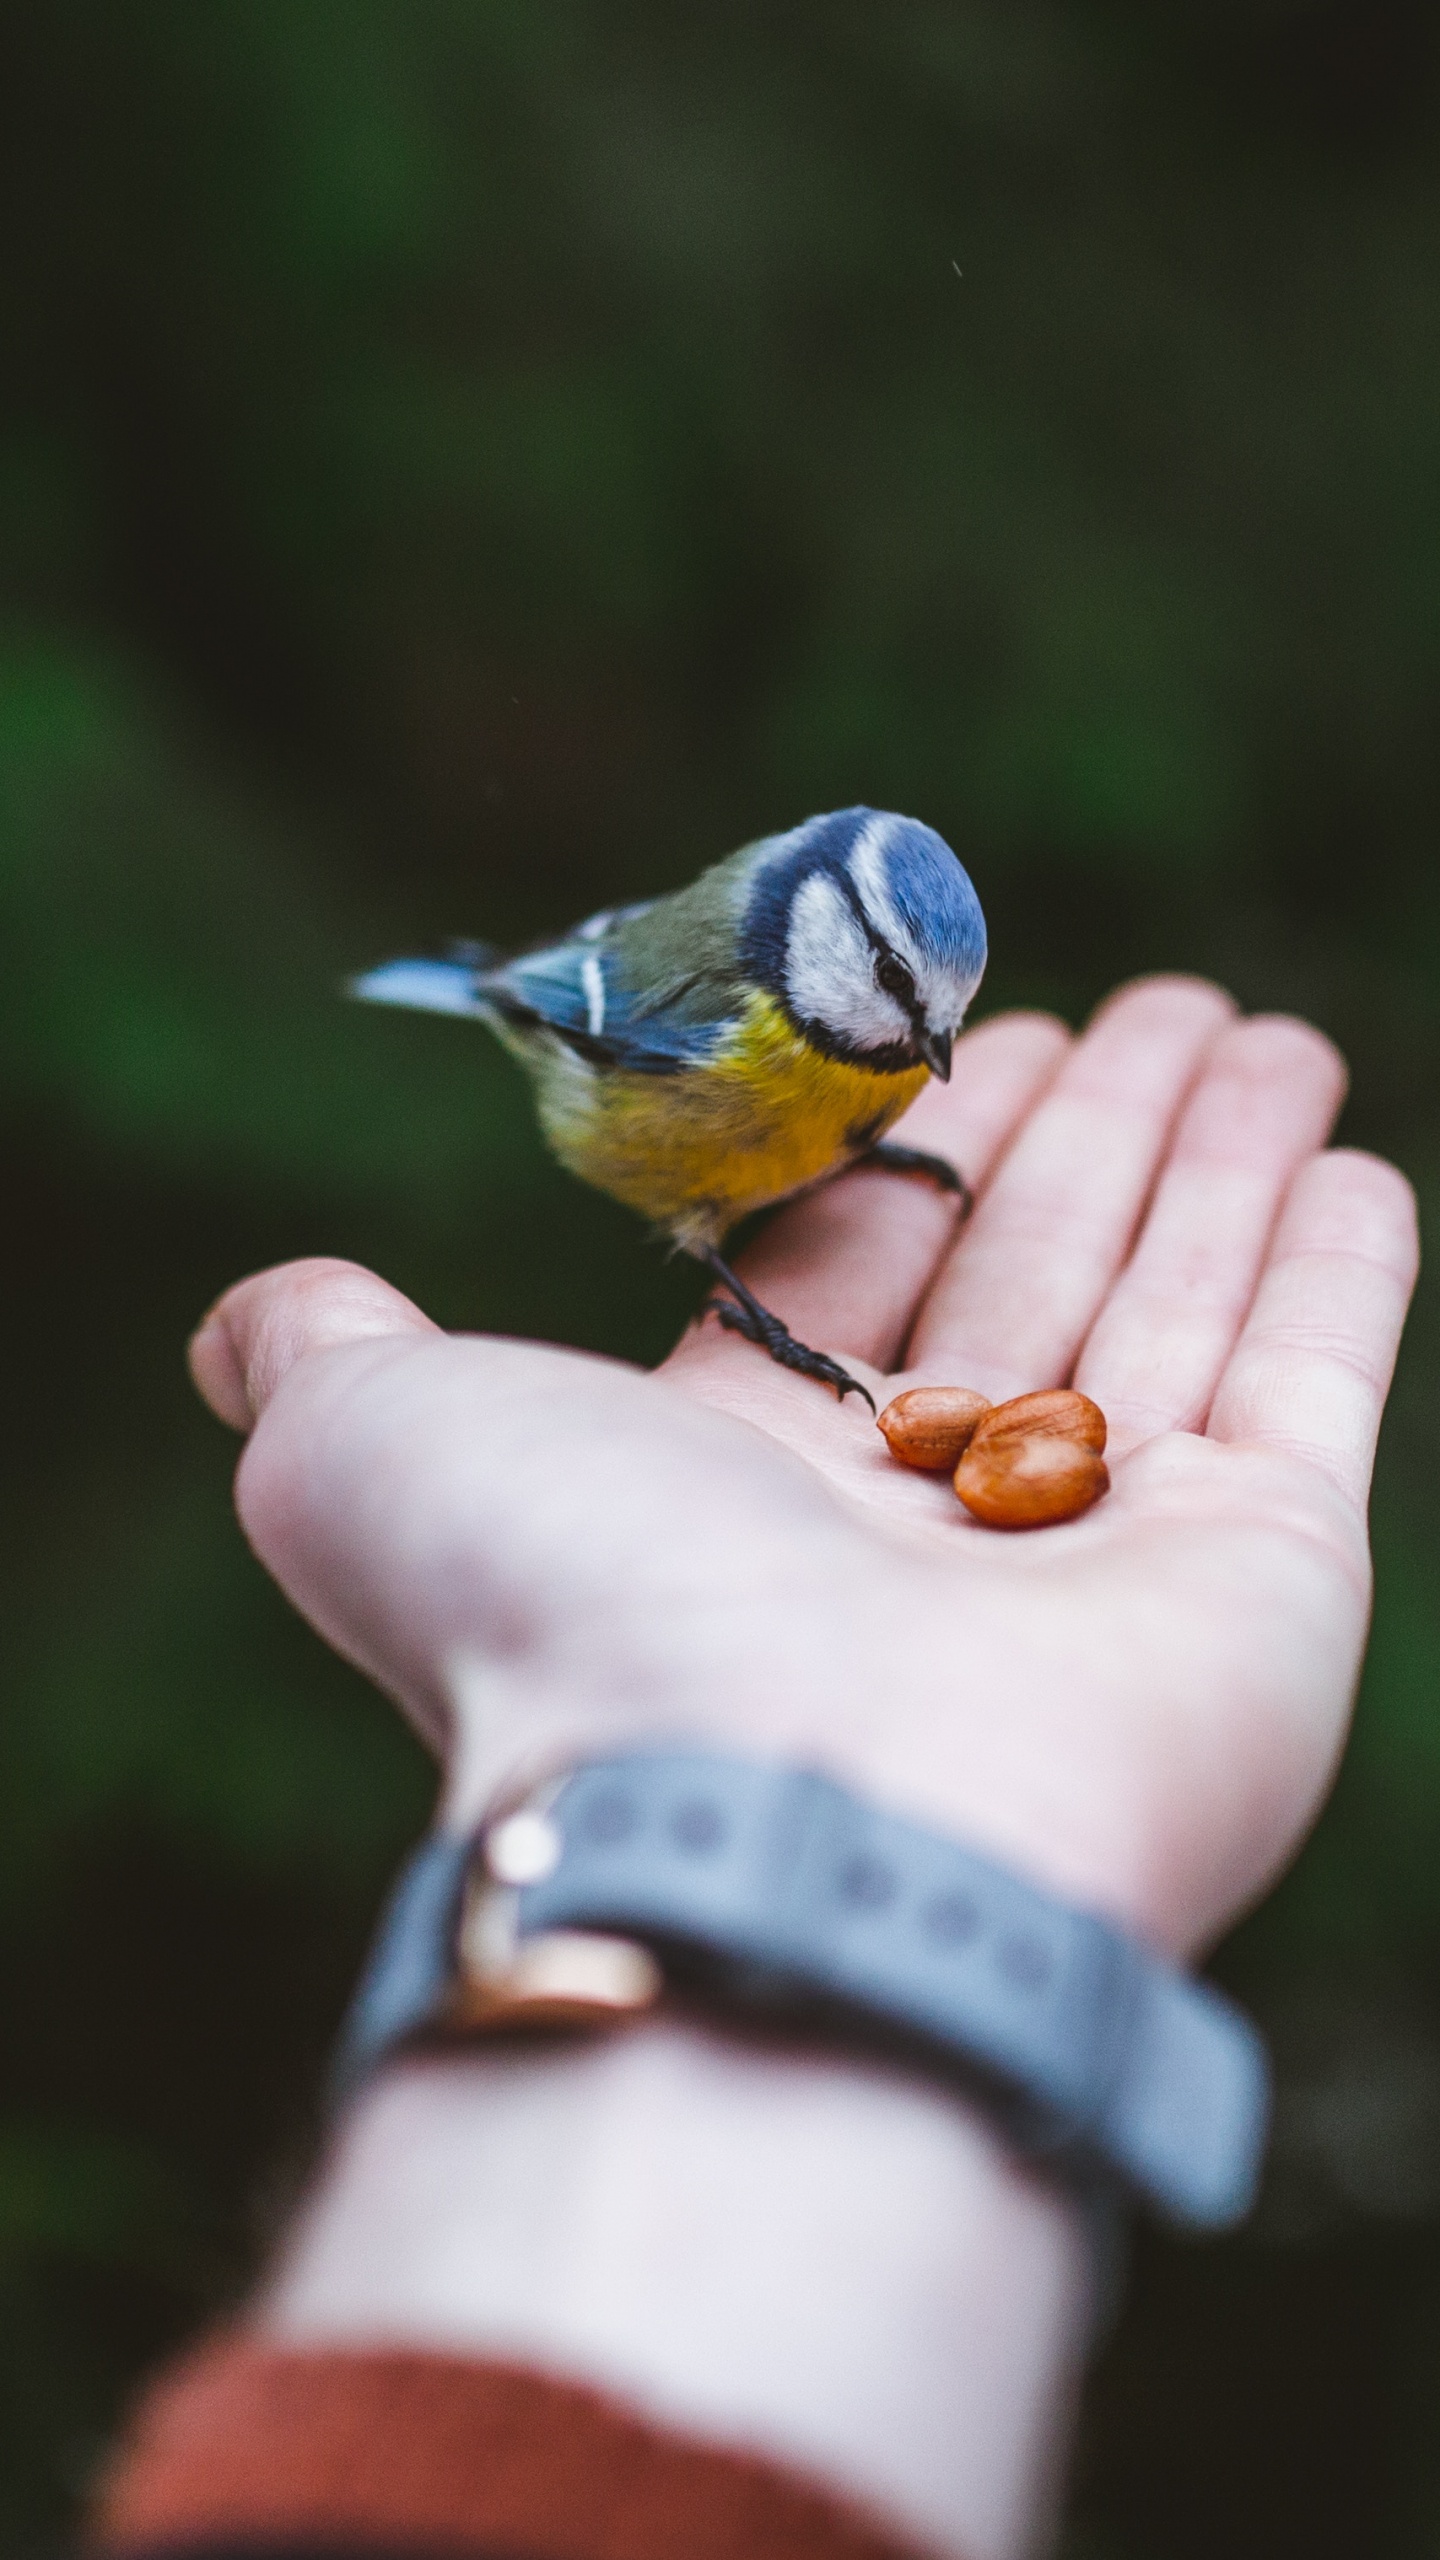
332, 1746, 1269, 2232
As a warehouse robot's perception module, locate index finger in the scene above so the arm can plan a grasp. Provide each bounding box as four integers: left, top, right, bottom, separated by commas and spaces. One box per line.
904, 977, 1235, 1396
664, 1011, 1071, 1381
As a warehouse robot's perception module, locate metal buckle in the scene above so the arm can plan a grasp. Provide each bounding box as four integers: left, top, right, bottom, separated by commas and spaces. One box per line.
445, 1799, 662, 2034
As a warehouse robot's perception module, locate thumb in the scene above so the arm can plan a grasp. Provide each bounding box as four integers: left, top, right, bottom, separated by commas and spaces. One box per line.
188, 1257, 439, 1429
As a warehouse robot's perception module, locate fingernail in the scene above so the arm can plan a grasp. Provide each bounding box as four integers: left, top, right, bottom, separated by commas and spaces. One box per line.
187, 1313, 254, 1432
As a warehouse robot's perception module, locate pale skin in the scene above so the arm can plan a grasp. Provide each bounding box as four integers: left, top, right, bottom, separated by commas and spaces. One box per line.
189, 978, 1417, 2560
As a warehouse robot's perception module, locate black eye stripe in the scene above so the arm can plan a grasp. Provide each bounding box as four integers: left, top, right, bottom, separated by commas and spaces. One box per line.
765, 858, 929, 1069
833, 869, 884, 949
828, 876, 919, 1007
806, 866, 915, 998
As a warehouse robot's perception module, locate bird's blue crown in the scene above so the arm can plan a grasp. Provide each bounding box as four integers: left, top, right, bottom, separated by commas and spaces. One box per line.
738, 806, 986, 1075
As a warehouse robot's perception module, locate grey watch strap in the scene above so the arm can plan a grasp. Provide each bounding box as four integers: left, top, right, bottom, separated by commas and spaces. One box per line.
333, 1828, 473, 2096
333, 1747, 1269, 2231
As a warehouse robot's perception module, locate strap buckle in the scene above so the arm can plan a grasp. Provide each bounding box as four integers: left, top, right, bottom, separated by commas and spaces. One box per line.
449, 1800, 662, 2034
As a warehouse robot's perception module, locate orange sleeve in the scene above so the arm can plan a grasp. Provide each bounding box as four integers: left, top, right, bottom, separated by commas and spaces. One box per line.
90, 2334, 923, 2560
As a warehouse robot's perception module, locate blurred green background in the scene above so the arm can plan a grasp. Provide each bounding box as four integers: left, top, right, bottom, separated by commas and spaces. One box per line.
2, 2, 1439, 2550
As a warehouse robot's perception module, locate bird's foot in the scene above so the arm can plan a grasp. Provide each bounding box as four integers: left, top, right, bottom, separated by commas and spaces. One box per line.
707, 1297, 876, 1410
697, 1249, 875, 1410
853, 1141, 973, 1216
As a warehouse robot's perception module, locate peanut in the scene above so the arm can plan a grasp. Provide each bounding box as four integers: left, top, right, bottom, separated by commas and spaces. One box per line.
954, 1432, 1108, 1529
877, 1385, 992, 1472
969, 1387, 1106, 1456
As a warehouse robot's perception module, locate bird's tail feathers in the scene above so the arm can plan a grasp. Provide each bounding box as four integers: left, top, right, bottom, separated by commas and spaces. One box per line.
348, 953, 497, 1019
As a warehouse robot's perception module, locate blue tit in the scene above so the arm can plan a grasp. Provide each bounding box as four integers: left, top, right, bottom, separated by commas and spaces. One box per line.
353, 805, 987, 1406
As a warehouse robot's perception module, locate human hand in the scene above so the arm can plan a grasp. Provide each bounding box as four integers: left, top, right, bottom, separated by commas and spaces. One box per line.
191, 978, 1417, 1959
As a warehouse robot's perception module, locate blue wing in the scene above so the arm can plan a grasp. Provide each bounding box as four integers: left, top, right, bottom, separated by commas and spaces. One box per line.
352, 931, 727, 1075
484, 932, 726, 1073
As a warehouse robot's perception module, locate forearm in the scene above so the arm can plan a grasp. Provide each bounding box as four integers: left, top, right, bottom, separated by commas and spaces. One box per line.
251, 2021, 1089, 2560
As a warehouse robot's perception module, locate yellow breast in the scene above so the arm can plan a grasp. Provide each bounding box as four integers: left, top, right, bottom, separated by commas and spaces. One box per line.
533, 990, 928, 1248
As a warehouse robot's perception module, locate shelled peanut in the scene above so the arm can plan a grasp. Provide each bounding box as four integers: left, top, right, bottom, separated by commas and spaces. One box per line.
876, 1386, 992, 1472
877, 1384, 1108, 1529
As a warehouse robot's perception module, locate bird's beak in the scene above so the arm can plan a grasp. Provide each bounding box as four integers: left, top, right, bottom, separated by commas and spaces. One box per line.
915, 1024, 953, 1082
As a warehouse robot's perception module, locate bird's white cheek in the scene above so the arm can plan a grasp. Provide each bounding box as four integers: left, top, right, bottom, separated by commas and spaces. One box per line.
784, 873, 909, 1049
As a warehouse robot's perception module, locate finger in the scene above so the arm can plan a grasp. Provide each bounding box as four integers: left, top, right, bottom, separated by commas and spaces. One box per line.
1074, 1015, 1347, 1446
664, 1012, 1071, 1379
1206, 1149, 1419, 1511
905, 976, 1236, 1397
189, 1257, 438, 1429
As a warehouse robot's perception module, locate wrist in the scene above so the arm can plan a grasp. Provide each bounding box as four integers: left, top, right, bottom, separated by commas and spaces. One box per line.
435, 1622, 1187, 1962
259, 2022, 1090, 2560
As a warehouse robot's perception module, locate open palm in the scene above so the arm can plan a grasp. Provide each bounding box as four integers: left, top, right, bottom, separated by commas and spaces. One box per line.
194, 978, 1417, 1959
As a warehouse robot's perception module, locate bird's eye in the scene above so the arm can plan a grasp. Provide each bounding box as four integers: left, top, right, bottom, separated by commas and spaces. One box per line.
875, 952, 916, 1008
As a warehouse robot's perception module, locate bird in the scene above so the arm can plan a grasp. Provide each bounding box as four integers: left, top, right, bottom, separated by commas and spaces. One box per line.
351, 805, 987, 1408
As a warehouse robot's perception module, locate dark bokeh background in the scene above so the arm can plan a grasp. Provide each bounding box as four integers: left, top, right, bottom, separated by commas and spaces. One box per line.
2, 4, 1439, 2550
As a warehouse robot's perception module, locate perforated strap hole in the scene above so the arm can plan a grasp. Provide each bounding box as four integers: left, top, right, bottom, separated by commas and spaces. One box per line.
923, 1890, 981, 1947
997, 1934, 1053, 1991
580, 1789, 638, 1845
837, 1853, 897, 1910
670, 1799, 726, 1852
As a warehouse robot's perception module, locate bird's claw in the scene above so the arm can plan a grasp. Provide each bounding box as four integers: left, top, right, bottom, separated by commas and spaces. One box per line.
854, 1141, 973, 1214
703, 1294, 876, 1411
